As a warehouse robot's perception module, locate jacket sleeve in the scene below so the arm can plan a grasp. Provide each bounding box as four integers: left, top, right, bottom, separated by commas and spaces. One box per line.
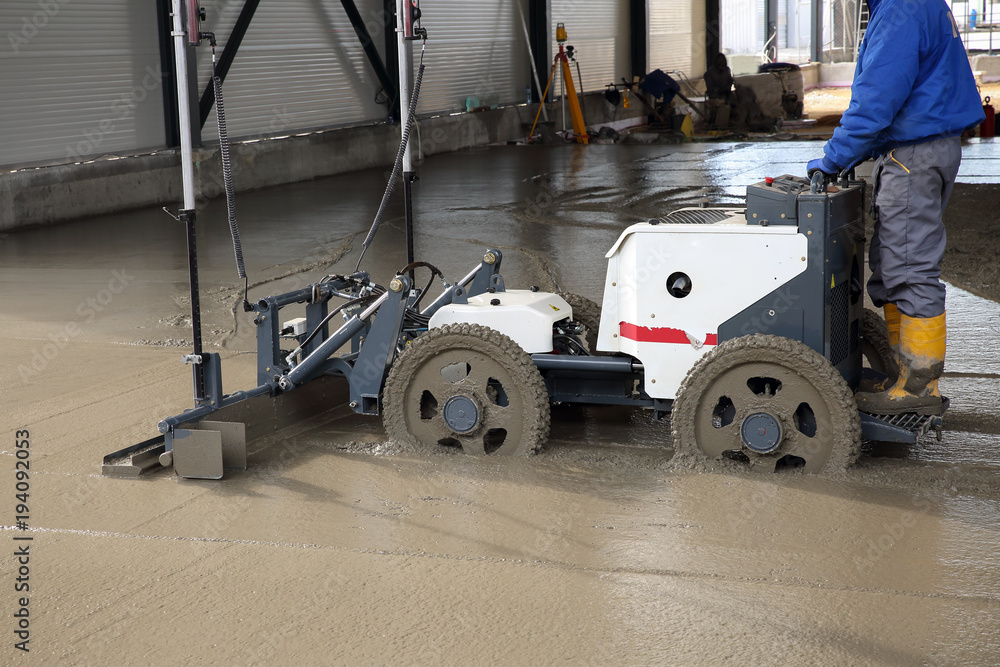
823, 10, 922, 168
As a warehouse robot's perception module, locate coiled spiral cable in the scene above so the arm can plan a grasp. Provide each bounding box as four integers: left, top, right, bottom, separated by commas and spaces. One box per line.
209, 38, 249, 301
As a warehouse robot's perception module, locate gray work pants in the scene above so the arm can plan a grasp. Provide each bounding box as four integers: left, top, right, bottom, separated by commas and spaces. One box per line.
867, 136, 962, 319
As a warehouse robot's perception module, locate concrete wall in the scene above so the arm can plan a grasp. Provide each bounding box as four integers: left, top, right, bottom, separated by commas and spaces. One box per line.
729, 59, 850, 88
800, 63, 820, 91
1, 94, 644, 231
972, 55, 1000, 83
734, 70, 806, 119
819, 62, 857, 87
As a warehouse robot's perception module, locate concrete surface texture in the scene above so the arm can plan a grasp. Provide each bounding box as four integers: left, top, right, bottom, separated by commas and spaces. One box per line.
2, 142, 1000, 664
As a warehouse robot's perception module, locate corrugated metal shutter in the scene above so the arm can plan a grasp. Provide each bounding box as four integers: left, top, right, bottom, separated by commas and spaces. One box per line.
550, 1, 629, 93
0, 2, 164, 167
758, 0, 767, 51
414, 0, 530, 115
649, 0, 695, 77
721, 0, 762, 56
198, 0, 389, 140
778, 0, 788, 49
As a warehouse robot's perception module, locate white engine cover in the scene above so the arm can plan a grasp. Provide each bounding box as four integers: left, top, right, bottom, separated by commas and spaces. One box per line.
428, 289, 571, 353
597, 219, 809, 399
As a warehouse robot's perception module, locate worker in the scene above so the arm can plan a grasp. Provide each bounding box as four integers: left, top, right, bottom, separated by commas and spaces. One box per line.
703, 54, 734, 127
704, 53, 734, 102
808, 0, 985, 416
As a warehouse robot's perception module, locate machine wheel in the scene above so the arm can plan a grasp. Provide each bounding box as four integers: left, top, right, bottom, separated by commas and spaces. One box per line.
670, 334, 861, 473
556, 292, 603, 354
861, 308, 898, 382
383, 323, 550, 455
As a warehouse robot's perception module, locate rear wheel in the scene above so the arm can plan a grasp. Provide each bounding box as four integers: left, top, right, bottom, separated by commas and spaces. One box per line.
861, 308, 898, 382
671, 334, 861, 473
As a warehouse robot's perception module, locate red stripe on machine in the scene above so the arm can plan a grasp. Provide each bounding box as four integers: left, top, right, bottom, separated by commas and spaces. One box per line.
619, 322, 718, 346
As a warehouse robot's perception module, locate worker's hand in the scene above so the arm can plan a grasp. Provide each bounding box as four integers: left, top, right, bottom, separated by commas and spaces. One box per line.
807, 157, 839, 178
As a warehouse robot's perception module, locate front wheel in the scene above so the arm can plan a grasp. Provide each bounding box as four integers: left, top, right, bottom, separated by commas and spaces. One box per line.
383, 324, 550, 455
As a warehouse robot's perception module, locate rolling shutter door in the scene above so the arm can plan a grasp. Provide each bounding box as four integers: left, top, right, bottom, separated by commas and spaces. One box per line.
413, 0, 530, 115
721, 0, 763, 56
0, 2, 165, 167
649, 0, 696, 77
550, 0, 629, 93
197, 0, 389, 140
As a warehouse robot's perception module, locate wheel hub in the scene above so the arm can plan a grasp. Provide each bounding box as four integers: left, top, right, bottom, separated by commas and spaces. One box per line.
740, 412, 783, 454
442, 395, 480, 434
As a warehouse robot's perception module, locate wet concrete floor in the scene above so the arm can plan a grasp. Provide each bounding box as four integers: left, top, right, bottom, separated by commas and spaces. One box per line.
2, 141, 1000, 664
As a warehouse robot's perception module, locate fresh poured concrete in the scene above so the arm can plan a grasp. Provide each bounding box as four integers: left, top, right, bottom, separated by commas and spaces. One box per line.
2, 142, 999, 664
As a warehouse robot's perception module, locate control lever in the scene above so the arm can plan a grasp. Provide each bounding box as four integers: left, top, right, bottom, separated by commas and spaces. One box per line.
809, 171, 827, 194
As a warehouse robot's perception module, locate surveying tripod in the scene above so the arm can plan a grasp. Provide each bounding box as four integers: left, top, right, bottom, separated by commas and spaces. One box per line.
529, 23, 588, 144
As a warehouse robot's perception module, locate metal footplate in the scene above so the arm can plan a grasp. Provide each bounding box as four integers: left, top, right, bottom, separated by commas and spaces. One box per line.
102, 421, 247, 479
858, 397, 949, 444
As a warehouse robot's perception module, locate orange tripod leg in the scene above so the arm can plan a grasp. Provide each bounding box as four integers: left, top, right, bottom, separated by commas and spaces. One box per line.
560, 57, 589, 144
529, 59, 560, 140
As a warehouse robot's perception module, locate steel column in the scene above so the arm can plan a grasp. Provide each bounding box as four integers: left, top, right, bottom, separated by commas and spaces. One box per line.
630, 0, 648, 78
396, 0, 415, 268
199, 0, 261, 127
706, 0, 721, 71
384, 0, 401, 120
528, 0, 549, 102
765, 0, 779, 62
171, 0, 205, 402
811, 0, 824, 63
341, 0, 398, 114
156, 0, 180, 148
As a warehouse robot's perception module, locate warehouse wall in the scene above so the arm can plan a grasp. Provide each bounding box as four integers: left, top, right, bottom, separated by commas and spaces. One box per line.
550, 1, 631, 92
0, 1, 165, 166
1, 0, 700, 229
415, 0, 531, 114
2, 0, 710, 169
197, 0, 390, 141
649, 0, 707, 79
721, 0, 813, 64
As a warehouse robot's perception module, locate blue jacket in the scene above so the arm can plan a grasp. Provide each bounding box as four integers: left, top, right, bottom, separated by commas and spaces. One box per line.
823, 0, 985, 169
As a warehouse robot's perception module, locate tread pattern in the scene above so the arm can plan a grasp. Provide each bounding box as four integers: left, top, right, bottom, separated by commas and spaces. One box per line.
383, 323, 551, 455
861, 308, 898, 382
670, 334, 861, 473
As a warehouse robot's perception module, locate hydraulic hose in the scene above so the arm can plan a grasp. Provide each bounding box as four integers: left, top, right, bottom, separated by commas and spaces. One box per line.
356, 45, 427, 272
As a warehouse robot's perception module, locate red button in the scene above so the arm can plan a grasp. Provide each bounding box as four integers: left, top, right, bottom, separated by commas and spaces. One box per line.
765, 177, 774, 186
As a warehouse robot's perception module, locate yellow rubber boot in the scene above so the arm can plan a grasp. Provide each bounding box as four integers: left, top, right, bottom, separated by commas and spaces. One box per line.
856, 312, 946, 416
884, 303, 901, 350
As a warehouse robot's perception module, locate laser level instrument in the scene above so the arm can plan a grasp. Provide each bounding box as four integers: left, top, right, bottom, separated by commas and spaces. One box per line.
529, 23, 589, 144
